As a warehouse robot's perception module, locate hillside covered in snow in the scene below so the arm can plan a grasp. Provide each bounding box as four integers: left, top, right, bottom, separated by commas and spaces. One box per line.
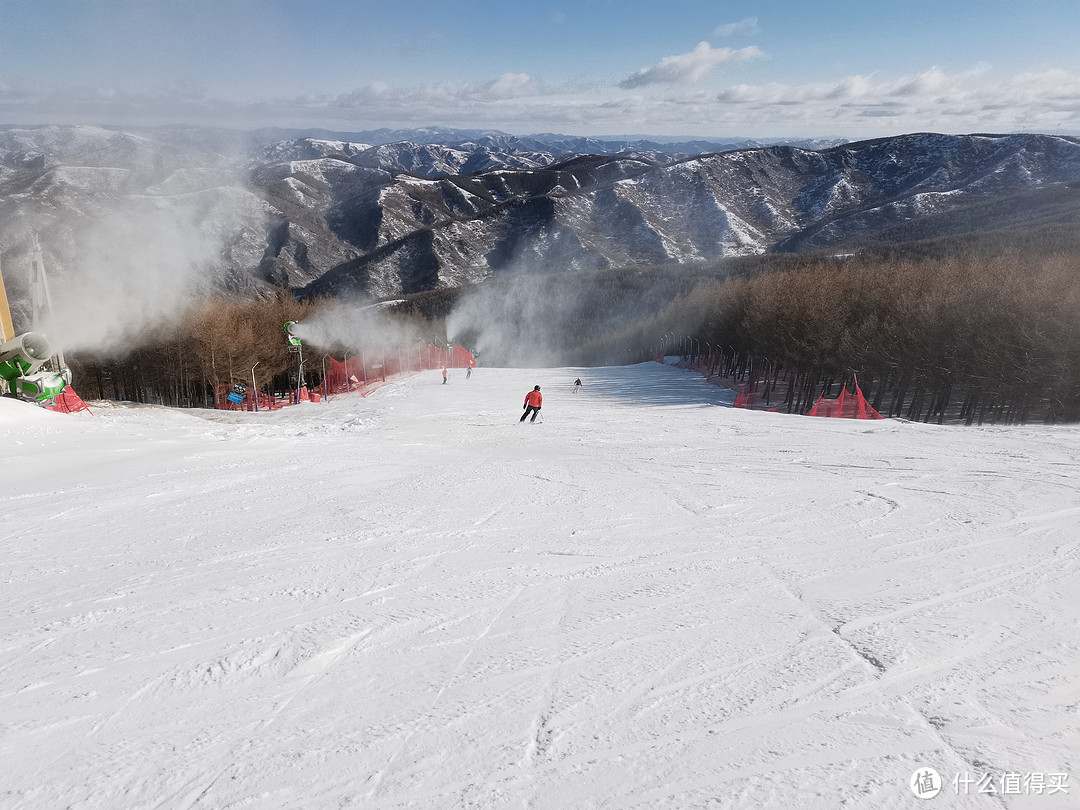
2, 362, 1077, 808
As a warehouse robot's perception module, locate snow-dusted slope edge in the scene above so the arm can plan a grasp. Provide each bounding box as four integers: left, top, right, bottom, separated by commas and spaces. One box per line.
1, 363, 1077, 808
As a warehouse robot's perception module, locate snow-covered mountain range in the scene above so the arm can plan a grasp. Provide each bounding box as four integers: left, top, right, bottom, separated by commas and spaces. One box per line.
1, 124, 1078, 304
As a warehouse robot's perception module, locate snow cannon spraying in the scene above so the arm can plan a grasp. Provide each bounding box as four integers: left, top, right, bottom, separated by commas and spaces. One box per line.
0, 333, 71, 402
284, 321, 302, 347
0, 244, 74, 404
284, 321, 304, 366
0, 331, 54, 379
284, 321, 305, 402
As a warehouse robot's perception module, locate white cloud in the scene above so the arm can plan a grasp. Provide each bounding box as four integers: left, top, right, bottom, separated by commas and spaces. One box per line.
823, 75, 876, 100
480, 73, 539, 100
1001, 68, 1080, 101
619, 43, 764, 89
329, 74, 542, 111
3, 65, 1080, 138
717, 67, 976, 106
705, 67, 1080, 134
714, 18, 760, 38
890, 66, 952, 96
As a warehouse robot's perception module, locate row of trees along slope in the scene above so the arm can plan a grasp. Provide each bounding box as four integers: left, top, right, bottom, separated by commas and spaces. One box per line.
580, 247, 1080, 424
66, 237, 1080, 424
68, 295, 322, 407
69, 292, 440, 406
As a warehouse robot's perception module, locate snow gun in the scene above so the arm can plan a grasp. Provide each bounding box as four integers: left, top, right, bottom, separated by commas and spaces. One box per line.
284, 321, 302, 347
0, 245, 71, 403
0, 332, 70, 401
284, 321, 305, 401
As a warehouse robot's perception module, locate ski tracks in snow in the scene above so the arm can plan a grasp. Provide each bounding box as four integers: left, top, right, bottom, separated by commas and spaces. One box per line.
4, 366, 1080, 808
364, 584, 528, 802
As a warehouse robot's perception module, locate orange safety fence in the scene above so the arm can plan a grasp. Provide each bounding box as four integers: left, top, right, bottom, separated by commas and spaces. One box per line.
215, 344, 476, 411
733, 386, 780, 413
686, 356, 883, 420
45, 386, 92, 414
807, 376, 884, 419
321, 344, 475, 397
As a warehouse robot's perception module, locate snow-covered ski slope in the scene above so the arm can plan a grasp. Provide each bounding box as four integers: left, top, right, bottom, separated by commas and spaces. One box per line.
2, 362, 1078, 809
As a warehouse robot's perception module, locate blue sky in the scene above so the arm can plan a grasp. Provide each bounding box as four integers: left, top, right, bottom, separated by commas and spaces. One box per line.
1, 0, 1078, 138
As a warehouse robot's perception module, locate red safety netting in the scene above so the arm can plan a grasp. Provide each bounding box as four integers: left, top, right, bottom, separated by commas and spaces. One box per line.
733, 387, 780, 413
686, 355, 884, 420
320, 344, 474, 398
215, 344, 476, 410
807, 377, 884, 419
45, 386, 92, 414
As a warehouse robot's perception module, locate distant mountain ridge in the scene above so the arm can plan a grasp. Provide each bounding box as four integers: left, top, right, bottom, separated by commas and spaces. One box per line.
1, 124, 1078, 308
248, 126, 846, 156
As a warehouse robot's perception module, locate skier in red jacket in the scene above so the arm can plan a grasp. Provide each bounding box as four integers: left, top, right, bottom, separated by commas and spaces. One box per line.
520, 385, 542, 422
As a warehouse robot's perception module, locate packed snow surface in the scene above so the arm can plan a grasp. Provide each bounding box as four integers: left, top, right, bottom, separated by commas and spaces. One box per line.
2, 362, 1078, 809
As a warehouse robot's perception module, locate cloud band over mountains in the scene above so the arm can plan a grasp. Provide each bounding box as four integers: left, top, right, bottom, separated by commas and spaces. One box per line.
618, 43, 764, 89
1, 65, 1077, 138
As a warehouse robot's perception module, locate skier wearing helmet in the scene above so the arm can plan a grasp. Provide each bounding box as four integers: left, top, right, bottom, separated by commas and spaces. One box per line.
520, 385, 542, 423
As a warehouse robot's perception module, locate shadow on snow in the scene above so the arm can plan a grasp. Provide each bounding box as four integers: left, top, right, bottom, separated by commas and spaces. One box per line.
543, 362, 735, 409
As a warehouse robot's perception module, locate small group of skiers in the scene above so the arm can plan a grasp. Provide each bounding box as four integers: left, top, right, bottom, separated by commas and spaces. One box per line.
442, 366, 474, 384
439, 367, 582, 424
519, 378, 581, 422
